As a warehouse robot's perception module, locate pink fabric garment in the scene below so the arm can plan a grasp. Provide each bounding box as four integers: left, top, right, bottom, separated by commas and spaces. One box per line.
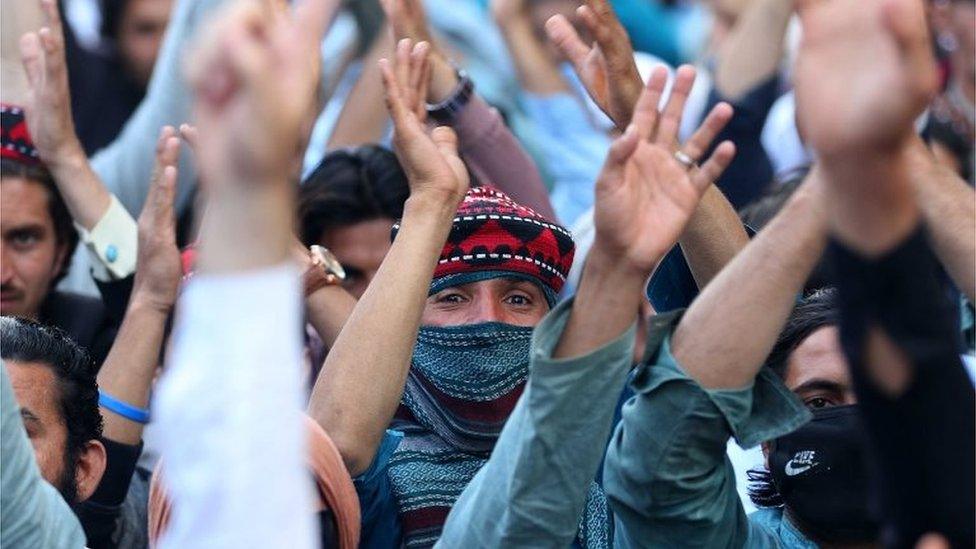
148, 416, 360, 549
450, 95, 557, 221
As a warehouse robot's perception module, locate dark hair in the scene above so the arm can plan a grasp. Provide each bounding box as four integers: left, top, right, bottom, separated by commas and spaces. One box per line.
297, 145, 409, 246
0, 317, 103, 483
1, 158, 79, 285
738, 166, 832, 294
747, 288, 839, 507
99, 0, 129, 41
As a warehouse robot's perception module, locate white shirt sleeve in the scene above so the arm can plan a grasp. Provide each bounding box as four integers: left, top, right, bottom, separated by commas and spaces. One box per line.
152, 264, 317, 549
75, 194, 138, 282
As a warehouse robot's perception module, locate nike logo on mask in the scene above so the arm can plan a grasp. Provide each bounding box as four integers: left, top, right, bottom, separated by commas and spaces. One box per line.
784, 450, 819, 477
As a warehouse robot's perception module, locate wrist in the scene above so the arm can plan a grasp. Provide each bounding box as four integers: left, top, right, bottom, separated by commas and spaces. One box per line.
43, 139, 87, 173
404, 188, 463, 218
583, 245, 652, 294
427, 56, 461, 103
126, 293, 174, 318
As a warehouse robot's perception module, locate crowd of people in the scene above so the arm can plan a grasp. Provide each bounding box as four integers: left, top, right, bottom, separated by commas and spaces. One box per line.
0, 0, 973, 547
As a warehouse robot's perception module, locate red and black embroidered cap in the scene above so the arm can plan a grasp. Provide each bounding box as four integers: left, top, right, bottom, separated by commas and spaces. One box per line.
393, 186, 575, 300
1, 104, 41, 166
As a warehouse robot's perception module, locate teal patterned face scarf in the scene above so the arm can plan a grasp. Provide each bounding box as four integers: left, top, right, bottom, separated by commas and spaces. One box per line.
387, 322, 611, 549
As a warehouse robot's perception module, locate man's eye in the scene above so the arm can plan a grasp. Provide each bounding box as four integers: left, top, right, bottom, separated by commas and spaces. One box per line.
10, 232, 40, 249
505, 294, 531, 306
438, 294, 464, 304
805, 397, 831, 409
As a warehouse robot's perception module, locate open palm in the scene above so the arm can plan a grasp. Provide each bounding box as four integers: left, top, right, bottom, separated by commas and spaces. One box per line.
794, 0, 936, 155
593, 65, 736, 275
380, 49, 469, 205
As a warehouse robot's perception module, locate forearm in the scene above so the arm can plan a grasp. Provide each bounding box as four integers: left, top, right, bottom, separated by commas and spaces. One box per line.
305, 285, 357, 348
309, 195, 457, 474
715, 0, 794, 101
197, 185, 295, 273
677, 184, 749, 289
450, 94, 556, 219
906, 137, 976, 302
45, 143, 113, 230
91, 0, 227, 215
672, 175, 828, 389
498, 18, 569, 95
555, 247, 645, 359
327, 29, 394, 149
96, 299, 168, 445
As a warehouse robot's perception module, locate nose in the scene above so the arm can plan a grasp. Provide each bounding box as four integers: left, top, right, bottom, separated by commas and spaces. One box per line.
469, 291, 507, 324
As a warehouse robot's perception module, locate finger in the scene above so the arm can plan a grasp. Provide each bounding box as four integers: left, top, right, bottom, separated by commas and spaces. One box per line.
409, 41, 429, 92
395, 38, 414, 107
37, 27, 67, 80
605, 124, 640, 167
430, 126, 459, 158
224, 18, 274, 91
690, 141, 736, 192
630, 65, 669, 140
545, 15, 591, 68
655, 64, 696, 146
380, 57, 416, 133
178, 123, 199, 151
40, 0, 64, 43
19, 33, 44, 89
681, 102, 733, 161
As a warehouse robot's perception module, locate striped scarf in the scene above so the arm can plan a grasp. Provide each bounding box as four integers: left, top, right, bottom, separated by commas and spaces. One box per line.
387, 322, 611, 548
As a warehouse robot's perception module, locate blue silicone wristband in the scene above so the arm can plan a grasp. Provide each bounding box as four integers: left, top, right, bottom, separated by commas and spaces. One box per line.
98, 390, 150, 424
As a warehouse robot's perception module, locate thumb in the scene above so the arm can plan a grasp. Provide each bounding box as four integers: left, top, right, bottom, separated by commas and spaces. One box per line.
430, 126, 459, 158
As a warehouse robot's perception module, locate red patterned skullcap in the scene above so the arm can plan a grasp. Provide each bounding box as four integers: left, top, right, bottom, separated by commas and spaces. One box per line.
393, 186, 575, 296
1, 104, 41, 166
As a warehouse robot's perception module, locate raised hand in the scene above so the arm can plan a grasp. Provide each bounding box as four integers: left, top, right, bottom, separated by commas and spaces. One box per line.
380, 44, 468, 205
592, 65, 736, 274
392, 38, 431, 123
186, 0, 338, 188
131, 127, 183, 313
545, 0, 643, 130
380, 0, 460, 103
794, 0, 937, 155
19, 0, 81, 162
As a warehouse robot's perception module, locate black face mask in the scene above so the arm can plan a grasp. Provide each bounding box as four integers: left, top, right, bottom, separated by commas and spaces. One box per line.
769, 404, 880, 544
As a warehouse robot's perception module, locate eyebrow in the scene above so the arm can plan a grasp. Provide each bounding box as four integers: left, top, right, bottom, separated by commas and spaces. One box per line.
791, 379, 846, 395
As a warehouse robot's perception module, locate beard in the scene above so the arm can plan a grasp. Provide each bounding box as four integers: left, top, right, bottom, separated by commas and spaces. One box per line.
55, 449, 79, 505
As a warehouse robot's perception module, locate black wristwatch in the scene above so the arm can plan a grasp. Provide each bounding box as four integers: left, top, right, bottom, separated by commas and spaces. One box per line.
427, 68, 474, 123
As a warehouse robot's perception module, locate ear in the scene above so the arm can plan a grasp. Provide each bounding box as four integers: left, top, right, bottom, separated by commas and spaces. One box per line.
761, 441, 771, 470
74, 439, 107, 502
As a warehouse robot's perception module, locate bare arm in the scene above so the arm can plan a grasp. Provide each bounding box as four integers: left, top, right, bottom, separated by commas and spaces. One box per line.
905, 135, 976, 302
326, 25, 395, 149
382, 0, 556, 218
671, 172, 828, 389
714, 0, 795, 101
547, 2, 748, 288
558, 67, 738, 358
492, 0, 569, 95
308, 49, 469, 476
97, 129, 183, 444
18, 0, 111, 230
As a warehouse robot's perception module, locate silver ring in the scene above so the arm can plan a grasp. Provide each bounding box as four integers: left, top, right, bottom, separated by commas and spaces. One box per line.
673, 150, 696, 170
